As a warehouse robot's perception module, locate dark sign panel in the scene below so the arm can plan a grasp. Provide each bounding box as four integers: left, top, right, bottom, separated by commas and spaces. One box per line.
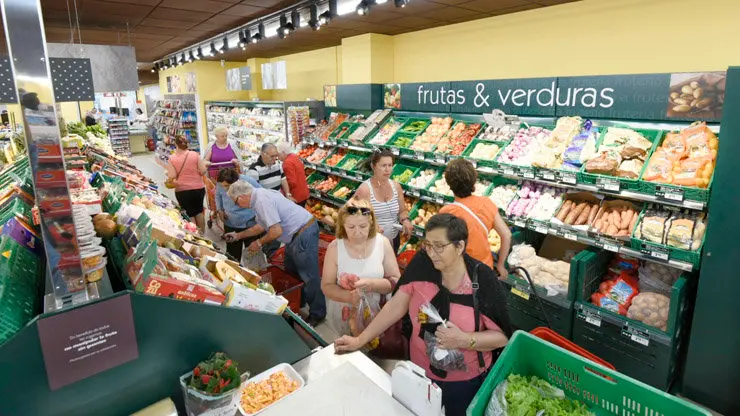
49, 58, 95, 102
335, 84, 383, 110
449, 78, 557, 116
37, 294, 139, 390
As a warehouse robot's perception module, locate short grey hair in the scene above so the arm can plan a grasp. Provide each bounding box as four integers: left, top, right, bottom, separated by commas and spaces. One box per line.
214, 126, 229, 137
227, 180, 254, 201
261, 142, 276, 152
277, 142, 293, 155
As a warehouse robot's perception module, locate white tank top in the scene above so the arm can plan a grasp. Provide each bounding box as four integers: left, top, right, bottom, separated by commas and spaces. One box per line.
366, 179, 400, 241
326, 237, 386, 337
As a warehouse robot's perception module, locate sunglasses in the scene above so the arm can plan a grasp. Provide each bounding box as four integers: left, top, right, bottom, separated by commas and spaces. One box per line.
346, 206, 372, 215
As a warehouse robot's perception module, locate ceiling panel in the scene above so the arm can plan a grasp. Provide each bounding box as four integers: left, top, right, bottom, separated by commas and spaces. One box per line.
37, 0, 580, 62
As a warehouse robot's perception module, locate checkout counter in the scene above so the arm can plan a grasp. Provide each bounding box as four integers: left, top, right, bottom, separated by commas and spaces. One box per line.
129, 123, 149, 154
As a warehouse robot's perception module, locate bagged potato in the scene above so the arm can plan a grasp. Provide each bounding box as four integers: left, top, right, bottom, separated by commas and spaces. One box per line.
627, 292, 671, 331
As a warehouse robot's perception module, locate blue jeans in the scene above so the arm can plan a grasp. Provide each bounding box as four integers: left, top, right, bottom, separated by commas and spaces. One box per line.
284, 222, 325, 319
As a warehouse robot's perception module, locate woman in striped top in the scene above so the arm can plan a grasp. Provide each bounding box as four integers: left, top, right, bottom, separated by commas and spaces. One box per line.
354, 149, 413, 253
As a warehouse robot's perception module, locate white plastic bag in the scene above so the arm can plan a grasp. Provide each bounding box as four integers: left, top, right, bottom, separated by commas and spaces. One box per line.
420, 303, 467, 372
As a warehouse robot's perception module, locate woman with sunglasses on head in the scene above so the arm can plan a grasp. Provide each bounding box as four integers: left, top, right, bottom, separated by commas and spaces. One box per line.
321, 199, 401, 337
335, 213, 512, 415
440, 158, 512, 279
354, 149, 413, 253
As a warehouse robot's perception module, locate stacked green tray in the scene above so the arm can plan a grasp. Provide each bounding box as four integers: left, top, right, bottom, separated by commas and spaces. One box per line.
579, 127, 664, 191
306, 171, 328, 188
365, 117, 405, 147
327, 121, 354, 140
629, 205, 705, 268
334, 122, 364, 143
329, 179, 358, 201
0, 195, 33, 225
638, 132, 719, 205
398, 118, 430, 135
468, 331, 711, 416
0, 235, 41, 344
386, 131, 417, 156
391, 162, 420, 187
461, 138, 507, 169
336, 152, 364, 173
405, 166, 440, 197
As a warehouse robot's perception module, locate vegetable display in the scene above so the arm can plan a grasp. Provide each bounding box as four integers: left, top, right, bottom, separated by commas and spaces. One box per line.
189, 352, 241, 395
642, 123, 718, 188
485, 374, 592, 416
584, 127, 653, 179
239, 371, 299, 414
409, 117, 452, 151
392, 168, 414, 184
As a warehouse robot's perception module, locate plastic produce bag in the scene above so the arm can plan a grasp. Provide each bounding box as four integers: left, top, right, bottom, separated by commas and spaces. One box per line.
627, 292, 670, 331
242, 248, 268, 272
350, 290, 381, 350
420, 302, 467, 372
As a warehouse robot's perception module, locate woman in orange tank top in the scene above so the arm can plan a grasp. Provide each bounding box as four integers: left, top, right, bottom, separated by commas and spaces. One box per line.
166, 136, 208, 232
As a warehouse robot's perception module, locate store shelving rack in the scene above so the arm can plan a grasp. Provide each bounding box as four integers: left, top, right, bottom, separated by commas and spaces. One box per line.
205, 100, 325, 164
154, 95, 201, 153
108, 117, 131, 157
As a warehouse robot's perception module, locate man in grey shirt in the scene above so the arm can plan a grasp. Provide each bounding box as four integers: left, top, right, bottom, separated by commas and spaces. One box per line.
226, 180, 326, 325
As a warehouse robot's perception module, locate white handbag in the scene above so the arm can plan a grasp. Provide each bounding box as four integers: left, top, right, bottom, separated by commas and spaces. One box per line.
391, 361, 443, 416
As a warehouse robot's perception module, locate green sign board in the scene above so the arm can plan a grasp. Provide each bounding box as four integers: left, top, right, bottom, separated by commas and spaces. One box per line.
330, 84, 383, 110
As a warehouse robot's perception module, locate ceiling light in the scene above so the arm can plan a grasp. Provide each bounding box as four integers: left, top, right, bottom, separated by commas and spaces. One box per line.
188, 52, 194, 62
238, 30, 248, 49
278, 15, 290, 38
210, 42, 217, 56
318, 11, 331, 25
195, 47, 203, 60
151, 63, 157, 73
309, 4, 321, 30
394, 0, 409, 7
291, 9, 301, 29
356, 1, 370, 15
222, 35, 229, 51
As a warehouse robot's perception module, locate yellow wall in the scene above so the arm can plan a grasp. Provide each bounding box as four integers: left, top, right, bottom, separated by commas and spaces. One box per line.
393, 0, 740, 82
269, 46, 340, 101
342, 35, 373, 84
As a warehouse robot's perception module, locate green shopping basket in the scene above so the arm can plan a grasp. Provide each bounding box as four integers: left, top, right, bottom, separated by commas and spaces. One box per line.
467, 331, 711, 416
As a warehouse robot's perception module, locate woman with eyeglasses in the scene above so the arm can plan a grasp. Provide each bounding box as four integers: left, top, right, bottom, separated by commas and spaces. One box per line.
335, 213, 512, 416
354, 149, 413, 253
322, 199, 401, 337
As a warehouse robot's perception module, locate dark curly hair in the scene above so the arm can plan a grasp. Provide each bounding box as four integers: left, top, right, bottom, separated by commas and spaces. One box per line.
217, 167, 240, 184
444, 158, 477, 198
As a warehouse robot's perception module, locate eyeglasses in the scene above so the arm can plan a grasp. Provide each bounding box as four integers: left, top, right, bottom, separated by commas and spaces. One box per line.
346, 206, 371, 216
421, 240, 455, 255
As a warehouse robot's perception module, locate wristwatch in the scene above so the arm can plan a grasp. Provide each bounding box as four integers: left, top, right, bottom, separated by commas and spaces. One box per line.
469, 335, 477, 349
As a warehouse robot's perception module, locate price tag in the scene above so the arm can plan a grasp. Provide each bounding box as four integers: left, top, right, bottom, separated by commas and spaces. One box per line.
466, 158, 478, 168
603, 242, 620, 253
540, 171, 555, 181
656, 185, 684, 202
535, 224, 548, 234
392, 148, 400, 156
354, 174, 363, 181
559, 172, 577, 185
413, 228, 424, 238
372, 145, 380, 153
434, 197, 444, 205
503, 167, 515, 176
414, 150, 424, 159
435, 156, 446, 164
622, 327, 650, 346
510, 287, 530, 300
684, 200, 704, 210
409, 190, 420, 198
318, 142, 325, 148
514, 220, 526, 228
578, 309, 602, 327
520, 168, 535, 179
597, 177, 621, 192
564, 232, 578, 241
641, 243, 669, 261
327, 141, 336, 147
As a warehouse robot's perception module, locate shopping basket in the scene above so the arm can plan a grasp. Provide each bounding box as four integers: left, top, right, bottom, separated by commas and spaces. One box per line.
466, 331, 711, 415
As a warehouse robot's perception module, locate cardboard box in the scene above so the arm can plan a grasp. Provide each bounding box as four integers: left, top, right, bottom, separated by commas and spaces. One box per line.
136, 274, 226, 305
182, 241, 224, 261
225, 283, 289, 315
151, 226, 183, 249
200, 257, 260, 293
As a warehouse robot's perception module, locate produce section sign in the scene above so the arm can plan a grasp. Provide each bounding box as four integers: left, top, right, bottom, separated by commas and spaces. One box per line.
37, 294, 139, 390
385, 72, 725, 121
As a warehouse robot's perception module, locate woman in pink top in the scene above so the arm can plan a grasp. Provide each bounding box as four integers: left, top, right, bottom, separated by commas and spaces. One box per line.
336, 213, 512, 416
166, 136, 207, 232
204, 126, 241, 176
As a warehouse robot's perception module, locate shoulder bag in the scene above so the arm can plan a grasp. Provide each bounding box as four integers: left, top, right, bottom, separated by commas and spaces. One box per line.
165, 151, 190, 189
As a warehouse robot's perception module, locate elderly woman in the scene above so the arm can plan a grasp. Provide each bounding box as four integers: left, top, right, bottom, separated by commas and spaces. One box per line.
353, 149, 413, 253
439, 159, 511, 278
335, 213, 512, 415
322, 199, 401, 337
204, 126, 242, 176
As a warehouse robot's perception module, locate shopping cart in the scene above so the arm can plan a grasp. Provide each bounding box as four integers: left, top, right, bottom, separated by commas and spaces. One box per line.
204, 161, 239, 231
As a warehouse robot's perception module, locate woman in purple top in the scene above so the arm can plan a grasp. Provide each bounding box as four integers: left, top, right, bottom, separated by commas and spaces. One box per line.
204, 126, 242, 175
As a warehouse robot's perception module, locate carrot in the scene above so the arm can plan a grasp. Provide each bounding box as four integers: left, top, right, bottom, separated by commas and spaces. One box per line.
587, 204, 599, 224
557, 201, 573, 221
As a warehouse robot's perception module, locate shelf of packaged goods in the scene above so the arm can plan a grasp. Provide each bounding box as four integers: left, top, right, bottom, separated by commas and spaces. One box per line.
206, 111, 283, 121
300, 140, 707, 211
209, 123, 285, 137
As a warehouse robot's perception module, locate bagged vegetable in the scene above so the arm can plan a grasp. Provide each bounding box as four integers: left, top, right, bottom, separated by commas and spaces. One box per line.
591, 273, 639, 316
420, 302, 466, 372
627, 292, 670, 331
350, 290, 381, 350
643, 149, 674, 183
639, 262, 680, 296
485, 374, 593, 416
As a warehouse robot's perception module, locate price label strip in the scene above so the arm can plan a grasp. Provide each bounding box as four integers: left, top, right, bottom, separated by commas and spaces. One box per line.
640, 243, 669, 261
502, 167, 516, 176
596, 238, 621, 253
578, 308, 602, 327
510, 286, 531, 301
538, 170, 556, 182
559, 171, 577, 185
622, 325, 650, 346
596, 176, 621, 192
519, 168, 535, 180
655, 185, 684, 202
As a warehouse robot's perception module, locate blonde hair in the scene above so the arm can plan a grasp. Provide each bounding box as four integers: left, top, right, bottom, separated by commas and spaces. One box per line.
214, 126, 229, 138
335, 199, 378, 240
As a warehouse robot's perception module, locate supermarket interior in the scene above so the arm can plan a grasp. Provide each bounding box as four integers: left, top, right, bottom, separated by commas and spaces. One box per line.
1, 0, 740, 414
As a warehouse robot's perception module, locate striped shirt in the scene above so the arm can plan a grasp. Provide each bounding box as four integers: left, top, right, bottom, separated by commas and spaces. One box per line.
248, 157, 284, 191
366, 179, 400, 241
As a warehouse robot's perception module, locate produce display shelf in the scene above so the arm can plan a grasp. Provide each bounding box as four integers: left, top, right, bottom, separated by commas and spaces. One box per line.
208, 123, 285, 136
301, 139, 708, 211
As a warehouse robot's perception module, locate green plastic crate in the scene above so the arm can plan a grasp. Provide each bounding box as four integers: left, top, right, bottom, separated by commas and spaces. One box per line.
628, 206, 704, 268
365, 117, 406, 147
387, 131, 418, 156
405, 166, 441, 197
499, 278, 575, 338
306, 171, 327, 186
329, 179, 357, 201
467, 331, 711, 416
434, 121, 483, 156
391, 162, 420, 186
579, 127, 664, 191
335, 122, 365, 143
424, 170, 454, 202
327, 121, 354, 140
399, 118, 430, 135
408, 199, 442, 237
638, 132, 719, 205
336, 153, 364, 173
461, 138, 507, 170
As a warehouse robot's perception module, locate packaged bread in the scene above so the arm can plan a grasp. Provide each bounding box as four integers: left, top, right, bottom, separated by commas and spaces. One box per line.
585, 150, 621, 174
618, 159, 644, 179
635, 207, 670, 244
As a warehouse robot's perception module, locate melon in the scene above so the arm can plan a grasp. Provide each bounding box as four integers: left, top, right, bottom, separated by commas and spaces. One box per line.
95, 219, 117, 238
215, 261, 246, 284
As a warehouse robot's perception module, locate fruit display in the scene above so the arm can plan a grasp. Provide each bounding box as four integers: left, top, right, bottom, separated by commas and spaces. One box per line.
633, 204, 706, 251
239, 371, 300, 414
324, 149, 347, 166
297, 145, 316, 159
402, 120, 429, 134
411, 202, 441, 228
489, 229, 501, 253
498, 126, 552, 166
391, 134, 414, 148
505, 182, 563, 220
307, 200, 339, 227
368, 119, 403, 145
478, 124, 518, 142
584, 127, 653, 179
531, 116, 583, 169
642, 122, 718, 188
319, 113, 349, 140
435, 122, 482, 155
469, 142, 501, 160
489, 184, 519, 210
553, 197, 601, 228
312, 176, 339, 193
408, 169, 437, 189
339, 156, 359, 171
306, 148, 330, 164
332, 182, 357, 200
429, 177, 453, 197
409, 117, 453, 151
404, 196, 417, 213
508, 243, 572, 294
392, 168, 415, 184
590, 200, 640, 238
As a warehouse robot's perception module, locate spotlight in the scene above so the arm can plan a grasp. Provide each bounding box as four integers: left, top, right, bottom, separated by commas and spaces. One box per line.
356, 0, 370, 15
195, 47, 203, 60
222, 35, 229, 51
318, 11, 331, 25
188, 51, 194, 62
210, 42, 217, 56
278, 15, 290, 38
320, 0, 336, 25
291, 9, 300, 29
394, 0, 409, 7
151, 63, 157, 73
238, 30, 248, 49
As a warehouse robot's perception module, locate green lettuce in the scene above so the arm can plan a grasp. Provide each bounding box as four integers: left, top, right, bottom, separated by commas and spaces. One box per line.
504, 374, 592, 416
